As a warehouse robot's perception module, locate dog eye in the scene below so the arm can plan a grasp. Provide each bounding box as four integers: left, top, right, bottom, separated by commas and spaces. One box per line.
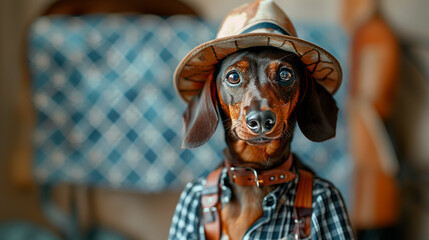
226, 72, 240, 85
278, 67, 294, 85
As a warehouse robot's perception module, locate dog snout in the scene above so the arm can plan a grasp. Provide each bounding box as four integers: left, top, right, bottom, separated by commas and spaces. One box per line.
245, 110, 276, 134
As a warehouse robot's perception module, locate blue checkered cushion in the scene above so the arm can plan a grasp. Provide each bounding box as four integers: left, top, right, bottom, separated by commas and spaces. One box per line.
29, 15, 223, 191
29, 15, 351, 198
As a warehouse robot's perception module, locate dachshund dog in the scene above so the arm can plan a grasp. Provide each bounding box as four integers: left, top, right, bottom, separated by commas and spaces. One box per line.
177, 46, 343, 239
169, 2, 353, 239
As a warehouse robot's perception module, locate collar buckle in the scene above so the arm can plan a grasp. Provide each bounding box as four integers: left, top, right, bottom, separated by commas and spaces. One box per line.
230, 166, 263, 187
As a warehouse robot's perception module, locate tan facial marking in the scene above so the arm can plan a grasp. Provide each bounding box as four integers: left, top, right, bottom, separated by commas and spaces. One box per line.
267, 61, 279, 80
232, 139, 282, 164
229, 103, 241, 121
236, 60, 248, 69
232, 140, 268, 163
266, 139, 281, 155
225, 60, 249, 74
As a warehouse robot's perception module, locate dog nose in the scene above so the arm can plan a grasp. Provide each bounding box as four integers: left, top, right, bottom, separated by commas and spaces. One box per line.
245, 110, 276, 134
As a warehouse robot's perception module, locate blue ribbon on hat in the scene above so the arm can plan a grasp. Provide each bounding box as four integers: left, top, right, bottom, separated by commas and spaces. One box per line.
240, 22, 291, 36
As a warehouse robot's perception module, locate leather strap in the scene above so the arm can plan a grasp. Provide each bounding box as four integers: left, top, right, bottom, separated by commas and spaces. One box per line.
202, 157, 313, 240
225, 154, 296, 187
201, 167, 223, 240
293, 169, 313, 239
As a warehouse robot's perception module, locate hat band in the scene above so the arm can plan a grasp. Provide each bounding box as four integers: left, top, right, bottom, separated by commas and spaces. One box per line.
240, 22, 290, 36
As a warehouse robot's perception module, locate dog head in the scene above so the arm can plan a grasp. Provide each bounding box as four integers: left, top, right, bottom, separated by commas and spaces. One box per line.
182, 47, 338, 164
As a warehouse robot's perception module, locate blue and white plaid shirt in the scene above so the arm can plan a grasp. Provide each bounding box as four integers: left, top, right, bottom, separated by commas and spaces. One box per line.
169, 164, 354, 240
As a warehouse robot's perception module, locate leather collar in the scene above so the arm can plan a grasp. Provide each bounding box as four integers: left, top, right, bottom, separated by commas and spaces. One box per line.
224, 153, 296, 187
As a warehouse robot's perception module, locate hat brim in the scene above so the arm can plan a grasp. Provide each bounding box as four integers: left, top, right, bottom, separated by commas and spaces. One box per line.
174, 32, 342, 102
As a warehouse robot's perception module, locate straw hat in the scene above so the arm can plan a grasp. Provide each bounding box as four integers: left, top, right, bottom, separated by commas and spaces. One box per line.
174, 0, 342, 102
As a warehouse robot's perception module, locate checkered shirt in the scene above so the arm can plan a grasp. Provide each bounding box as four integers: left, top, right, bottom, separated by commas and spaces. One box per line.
169, 164, 354, 240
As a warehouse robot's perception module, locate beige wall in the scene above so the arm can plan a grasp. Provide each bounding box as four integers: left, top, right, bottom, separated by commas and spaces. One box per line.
182, 0, 342, 23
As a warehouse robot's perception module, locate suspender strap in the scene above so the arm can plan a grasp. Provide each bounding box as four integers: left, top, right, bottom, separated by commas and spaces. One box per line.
201, 167, 223, 240
293, 169, 313, 239
201, 166, 313, 239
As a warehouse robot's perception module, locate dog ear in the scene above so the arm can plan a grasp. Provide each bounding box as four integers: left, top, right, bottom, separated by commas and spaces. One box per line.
182, 76, 219, 148
297, 73, 338, 142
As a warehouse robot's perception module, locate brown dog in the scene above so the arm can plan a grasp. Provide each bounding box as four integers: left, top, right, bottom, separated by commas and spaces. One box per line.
181, 46, 338, 239
169, 1, 353, 239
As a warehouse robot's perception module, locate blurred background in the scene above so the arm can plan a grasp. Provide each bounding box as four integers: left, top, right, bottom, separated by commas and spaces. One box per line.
0, 0, 428, 239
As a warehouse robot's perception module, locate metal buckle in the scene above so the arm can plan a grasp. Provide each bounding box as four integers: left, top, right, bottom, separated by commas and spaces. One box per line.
292, 218, 311, 240
203, 206, 218, 213
202, 207, 218, 223
230, 166, 263, 187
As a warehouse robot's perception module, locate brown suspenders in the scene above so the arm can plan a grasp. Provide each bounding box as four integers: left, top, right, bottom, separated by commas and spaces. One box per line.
201, 167, 313, 240
293, 169, 313, 239
201, 167, 223, 240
